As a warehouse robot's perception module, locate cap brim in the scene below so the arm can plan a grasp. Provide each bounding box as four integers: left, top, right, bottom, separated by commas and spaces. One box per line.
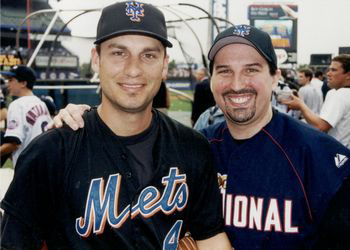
94, 29, 173, 48
208, 36, 257, 60
0, 72, 16, 77
208, 36, 276, 68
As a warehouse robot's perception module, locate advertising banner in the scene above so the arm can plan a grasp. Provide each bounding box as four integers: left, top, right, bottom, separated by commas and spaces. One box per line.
248, 4, 298, 65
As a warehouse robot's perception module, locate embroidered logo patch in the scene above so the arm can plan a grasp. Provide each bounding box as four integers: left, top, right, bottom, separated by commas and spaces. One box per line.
8, 119, 18, 130
125, 1, 144, 22
232, 25, 251, 37
334, 153, 348, 168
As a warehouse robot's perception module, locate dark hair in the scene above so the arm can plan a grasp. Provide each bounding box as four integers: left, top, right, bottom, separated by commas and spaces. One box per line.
315, 70, 323, 78
332, 54, 350, 73
268, 61, 278, 76
96, 44, 101, 55
299, 68, 313, 81
25, 81, 34, 90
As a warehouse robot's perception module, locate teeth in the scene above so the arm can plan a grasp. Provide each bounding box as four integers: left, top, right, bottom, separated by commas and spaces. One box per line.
229, 96, 250, 104
122, 84, 142, 88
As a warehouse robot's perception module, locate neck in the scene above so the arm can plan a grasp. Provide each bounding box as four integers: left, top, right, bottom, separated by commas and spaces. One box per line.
343, 79, 350, 87
97, 103, 153, 137
226, 106, 273, 140
18, 89, 33, 97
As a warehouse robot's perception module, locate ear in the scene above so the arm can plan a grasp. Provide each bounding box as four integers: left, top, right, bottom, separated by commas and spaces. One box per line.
210, 78, 213, 93
161, 55, 169, 81
346, 71, 350, 80
19, 80, 28, 88
272, 69, 281, 89
91, 47, 100, 74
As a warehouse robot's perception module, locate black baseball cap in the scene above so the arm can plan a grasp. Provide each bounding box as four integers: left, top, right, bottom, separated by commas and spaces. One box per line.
208, 24, 277, 72
95, 1, 172, 48
0, 65, 36, 87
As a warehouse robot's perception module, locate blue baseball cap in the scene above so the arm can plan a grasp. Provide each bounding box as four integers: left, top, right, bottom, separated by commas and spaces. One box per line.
208, 24, 277, 72
1, 65, 36, 87
95, 1, 172, 48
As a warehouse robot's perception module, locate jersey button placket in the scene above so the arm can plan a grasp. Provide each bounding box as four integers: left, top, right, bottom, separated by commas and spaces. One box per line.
121, 154, 132, 178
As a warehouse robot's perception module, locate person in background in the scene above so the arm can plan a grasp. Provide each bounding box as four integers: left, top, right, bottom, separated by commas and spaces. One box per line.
152, 80, 170, 114
315, 70, 330, 100
283, 54, 350, 148
0, 83, 9, 167
191, 67, 216, 126
280, 68, 299, 91
193, 105, 225, 130
0, 65, 52, 167
40, 95, 57, 117
296, 68, 323, 118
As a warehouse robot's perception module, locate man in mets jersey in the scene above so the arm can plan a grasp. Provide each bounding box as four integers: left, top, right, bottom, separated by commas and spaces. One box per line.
0, 2, 231, 249
0, 65, 52, 167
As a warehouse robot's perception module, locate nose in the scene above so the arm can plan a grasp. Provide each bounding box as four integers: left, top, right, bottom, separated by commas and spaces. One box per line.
228, 74, 247, 91
124, 56, 142, 78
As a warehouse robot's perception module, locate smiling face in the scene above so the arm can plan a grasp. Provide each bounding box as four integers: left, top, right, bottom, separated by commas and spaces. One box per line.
92, 34, 168, 114
211, 43, 280, 129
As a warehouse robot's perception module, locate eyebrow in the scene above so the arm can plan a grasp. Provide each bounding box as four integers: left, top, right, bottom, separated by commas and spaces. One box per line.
215, 62, 263, 70
107, 43, 162, 53
215, 65, 230, 70
245, 63, 263, 68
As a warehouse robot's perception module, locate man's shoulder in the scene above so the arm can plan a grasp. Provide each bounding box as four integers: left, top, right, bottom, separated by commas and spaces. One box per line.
158, 111, 209, 143
29, 110, 97, 150
200, 120, 226, 140
195, 78, 210, 89
8, 96, 41, 109
275, 111, 345, 148
335, 87, 350, 96
325, 88, 350, 104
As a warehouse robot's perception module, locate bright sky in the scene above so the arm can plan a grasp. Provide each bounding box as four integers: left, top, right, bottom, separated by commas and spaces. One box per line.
48, 0, 350, 66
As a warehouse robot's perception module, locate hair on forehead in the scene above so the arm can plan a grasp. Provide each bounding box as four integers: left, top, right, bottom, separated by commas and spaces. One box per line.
332, 54, 350, 73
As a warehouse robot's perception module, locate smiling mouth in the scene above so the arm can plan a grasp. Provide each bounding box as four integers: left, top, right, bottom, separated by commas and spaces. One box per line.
119, 83, 144, 91
225, 94, 254, 107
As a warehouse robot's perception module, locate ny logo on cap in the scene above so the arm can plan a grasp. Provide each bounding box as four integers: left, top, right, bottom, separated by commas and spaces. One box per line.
232, 25, 251, 37
125, 1, 144, 22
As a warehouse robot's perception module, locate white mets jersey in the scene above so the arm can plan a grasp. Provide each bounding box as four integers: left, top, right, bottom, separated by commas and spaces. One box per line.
4, 95, 52, 166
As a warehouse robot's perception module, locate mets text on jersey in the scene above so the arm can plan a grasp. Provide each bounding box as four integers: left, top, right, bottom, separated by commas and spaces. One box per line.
76, 167, 189, 237
218, 173, 298, 233
25, 104, 49, 125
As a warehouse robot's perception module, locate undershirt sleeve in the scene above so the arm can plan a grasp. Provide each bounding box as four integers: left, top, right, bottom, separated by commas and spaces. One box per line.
5, 102, 25, 144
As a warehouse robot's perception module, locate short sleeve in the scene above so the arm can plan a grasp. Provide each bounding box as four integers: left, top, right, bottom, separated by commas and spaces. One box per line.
320, 90, 343, 127
4, 102, 26, 143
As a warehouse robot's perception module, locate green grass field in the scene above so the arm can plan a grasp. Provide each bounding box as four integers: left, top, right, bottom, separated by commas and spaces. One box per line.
169, 90, 193, 112
2, 159, 13, 169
